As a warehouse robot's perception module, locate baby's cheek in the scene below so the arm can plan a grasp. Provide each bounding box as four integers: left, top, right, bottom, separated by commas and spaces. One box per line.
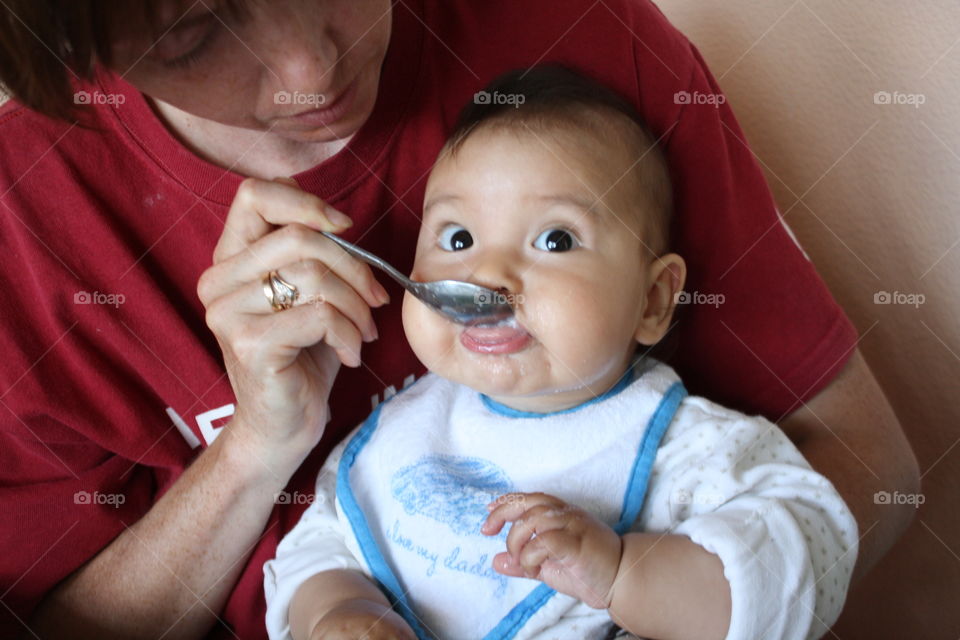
402, 294, 456, 370
557, 312, 627, 376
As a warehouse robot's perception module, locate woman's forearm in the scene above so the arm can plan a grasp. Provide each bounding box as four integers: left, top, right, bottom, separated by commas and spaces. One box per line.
608, 533, 731, 640
28, 419, 305, 640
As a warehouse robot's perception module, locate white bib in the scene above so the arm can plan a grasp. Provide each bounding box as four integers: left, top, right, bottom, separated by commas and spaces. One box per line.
335, 358, 687, 640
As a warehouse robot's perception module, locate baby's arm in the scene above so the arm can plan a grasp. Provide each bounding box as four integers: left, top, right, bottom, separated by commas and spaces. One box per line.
481, 493, 730, 640
484, 402, 857, 640
288, 569, 414, 640
607, 531, 731, 639
648, 405, 859, 640
483, 494, 731, 639
264, 436, 414, 640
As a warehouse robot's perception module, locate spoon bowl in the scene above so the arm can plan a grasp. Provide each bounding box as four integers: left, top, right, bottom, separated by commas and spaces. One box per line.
321, 231, 515, 326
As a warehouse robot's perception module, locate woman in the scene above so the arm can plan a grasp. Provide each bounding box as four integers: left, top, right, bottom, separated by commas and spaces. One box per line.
0, 1, 918, 638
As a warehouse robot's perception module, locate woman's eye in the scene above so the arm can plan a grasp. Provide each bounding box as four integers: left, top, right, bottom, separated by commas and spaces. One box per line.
533, 228, 579, 252
437, 225, 474, 251
156, 19, 220, 69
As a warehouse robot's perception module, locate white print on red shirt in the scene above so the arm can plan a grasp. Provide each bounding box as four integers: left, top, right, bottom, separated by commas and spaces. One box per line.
166, 404, 235, 448
165, 372, 421, 448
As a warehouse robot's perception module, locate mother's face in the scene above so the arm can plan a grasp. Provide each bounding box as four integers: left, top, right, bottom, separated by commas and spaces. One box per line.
115, 0, 392, 142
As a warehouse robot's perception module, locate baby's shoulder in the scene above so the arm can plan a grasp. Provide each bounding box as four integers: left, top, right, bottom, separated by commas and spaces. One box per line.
672, 394, 770, 429
659, 392, 794, 461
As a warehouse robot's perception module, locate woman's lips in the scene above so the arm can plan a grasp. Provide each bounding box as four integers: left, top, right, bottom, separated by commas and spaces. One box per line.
460, 320, 532, 355
279, 77, 359, 129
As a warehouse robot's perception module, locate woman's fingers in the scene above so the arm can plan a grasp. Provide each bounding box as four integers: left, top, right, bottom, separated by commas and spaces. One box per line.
221, 299, 366, 370
213, 177, 354, 263
200, 222, 389, 309
207, 259, 380, 342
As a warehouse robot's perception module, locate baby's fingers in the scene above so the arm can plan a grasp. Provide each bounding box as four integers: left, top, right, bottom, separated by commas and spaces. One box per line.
481, 492, 562, 535
492, 551, 524, 577
495, 531, 579, 580
503, 504, 577, 560
521, 531, 577, 576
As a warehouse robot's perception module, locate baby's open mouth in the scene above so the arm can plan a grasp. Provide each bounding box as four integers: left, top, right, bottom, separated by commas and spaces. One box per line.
460, 316, 532, 355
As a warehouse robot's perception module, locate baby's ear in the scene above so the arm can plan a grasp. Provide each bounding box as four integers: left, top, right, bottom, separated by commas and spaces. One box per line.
634, 253, 687, 346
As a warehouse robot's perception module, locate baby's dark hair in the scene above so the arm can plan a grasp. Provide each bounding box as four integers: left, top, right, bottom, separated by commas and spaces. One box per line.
444, 65, 673, 256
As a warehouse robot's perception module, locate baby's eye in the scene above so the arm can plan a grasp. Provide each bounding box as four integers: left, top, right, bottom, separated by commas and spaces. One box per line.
437, 224, 474, 251
533, 228, 580, 252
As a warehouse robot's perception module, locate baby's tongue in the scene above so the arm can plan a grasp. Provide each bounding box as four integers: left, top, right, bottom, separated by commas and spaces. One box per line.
460, 317, 532, 354
463, 324, 528, 343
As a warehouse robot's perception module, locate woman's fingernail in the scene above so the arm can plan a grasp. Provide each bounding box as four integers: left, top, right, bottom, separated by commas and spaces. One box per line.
325, 206, 353, 229
373, 282, 390, 305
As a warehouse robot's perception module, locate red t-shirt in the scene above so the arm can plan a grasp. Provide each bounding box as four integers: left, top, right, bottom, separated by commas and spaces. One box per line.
0, 0, 856, 637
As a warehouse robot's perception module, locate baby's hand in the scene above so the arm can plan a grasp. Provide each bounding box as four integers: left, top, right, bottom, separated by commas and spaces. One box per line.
310, 599, 416, 640
481, 492, 622, 609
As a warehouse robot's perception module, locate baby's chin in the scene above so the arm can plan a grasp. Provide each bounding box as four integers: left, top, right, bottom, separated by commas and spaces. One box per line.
442, 353, 582, 407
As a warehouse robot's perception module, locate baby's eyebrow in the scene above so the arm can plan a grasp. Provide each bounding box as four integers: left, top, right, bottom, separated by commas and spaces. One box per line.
536, 194, 602, 220
423, 194, 462, 216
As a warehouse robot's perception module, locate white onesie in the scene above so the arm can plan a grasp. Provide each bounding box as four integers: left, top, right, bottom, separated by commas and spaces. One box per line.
264, 357, 857, 640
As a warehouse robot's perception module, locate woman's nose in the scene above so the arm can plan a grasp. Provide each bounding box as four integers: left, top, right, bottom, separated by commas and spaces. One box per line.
270, 44, 338, 98
260, 13, 339, 98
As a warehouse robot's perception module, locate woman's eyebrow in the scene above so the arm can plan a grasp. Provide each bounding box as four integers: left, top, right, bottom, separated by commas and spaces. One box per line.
157, 3, 216, 34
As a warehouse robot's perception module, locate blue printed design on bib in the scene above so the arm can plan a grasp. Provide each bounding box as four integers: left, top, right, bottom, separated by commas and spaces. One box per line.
391, 454, 514, 537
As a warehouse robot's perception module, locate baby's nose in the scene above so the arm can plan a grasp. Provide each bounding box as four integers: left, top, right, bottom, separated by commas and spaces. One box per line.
469, 250, 524, 299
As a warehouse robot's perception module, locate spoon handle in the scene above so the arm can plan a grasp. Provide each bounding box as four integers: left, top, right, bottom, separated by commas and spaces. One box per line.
321, 231, 415, 292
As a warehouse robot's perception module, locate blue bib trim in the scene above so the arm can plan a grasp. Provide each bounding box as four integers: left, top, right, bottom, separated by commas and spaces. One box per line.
615, 381, 687, 534
338, 379, 688, 640
336, 401, 433, 638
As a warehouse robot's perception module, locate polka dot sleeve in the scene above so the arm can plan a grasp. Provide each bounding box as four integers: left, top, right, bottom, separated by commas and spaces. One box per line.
642, 398, 859, 640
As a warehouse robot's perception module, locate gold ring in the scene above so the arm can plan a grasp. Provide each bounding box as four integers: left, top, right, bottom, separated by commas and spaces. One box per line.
262, 270, 299, 312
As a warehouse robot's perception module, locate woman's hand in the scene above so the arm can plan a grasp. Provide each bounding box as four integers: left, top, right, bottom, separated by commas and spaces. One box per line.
482, 492, 623, 609
197, 177, 390, 468
309, 600, 416, 640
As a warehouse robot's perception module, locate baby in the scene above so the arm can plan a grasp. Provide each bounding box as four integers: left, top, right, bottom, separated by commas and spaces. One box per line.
264, 66, 857, 640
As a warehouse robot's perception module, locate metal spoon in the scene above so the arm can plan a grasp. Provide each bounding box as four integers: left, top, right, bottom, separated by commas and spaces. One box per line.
321, 231, 515, 326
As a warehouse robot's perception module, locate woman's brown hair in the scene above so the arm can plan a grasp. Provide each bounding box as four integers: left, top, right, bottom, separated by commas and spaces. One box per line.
0, 0, 246, 121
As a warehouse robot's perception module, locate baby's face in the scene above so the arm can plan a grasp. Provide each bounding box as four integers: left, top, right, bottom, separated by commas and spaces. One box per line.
402, 126, 660, 413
